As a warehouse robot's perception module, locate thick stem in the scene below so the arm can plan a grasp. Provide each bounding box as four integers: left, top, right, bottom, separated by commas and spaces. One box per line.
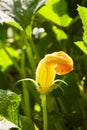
41, 94, 47, 130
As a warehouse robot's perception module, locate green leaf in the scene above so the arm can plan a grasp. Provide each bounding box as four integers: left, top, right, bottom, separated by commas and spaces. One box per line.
52, 25, 68, 40
0, 116, 19, 130
77, 5, 87, 43
0, 11, 14, 24
34, 0, 48, 14
37, 0, 72, 27
75, 41, 87, 54
0, 0, 47, 28
0, 89, 21, 126
7, 21, 23, 31
0, 45, 19, 71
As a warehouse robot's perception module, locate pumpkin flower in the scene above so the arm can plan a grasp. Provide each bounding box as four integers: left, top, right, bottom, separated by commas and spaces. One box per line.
36, 51, 73, 94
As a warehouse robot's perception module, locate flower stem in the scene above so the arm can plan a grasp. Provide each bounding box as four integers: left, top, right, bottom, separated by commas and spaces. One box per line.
22, 81, 31, 119
41, 94, 47, 130
21, 49, 31, 119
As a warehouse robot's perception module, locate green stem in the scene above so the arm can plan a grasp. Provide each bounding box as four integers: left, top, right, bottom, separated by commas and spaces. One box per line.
29, 32, 40, 62
22, 81, 31, 119
26, 43, 36, 76
21, 49, 31, 119
41, 94, 47, 130
26, 15, 40, 62
21, 32, 36, 77
69, 15, 79, 26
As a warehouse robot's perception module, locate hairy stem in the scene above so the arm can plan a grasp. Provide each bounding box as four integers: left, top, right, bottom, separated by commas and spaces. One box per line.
41, 94, 47, 130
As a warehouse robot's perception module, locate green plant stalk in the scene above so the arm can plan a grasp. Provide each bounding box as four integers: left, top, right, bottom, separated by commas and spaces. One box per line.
29, 33, 40, 62
26, 43, 36, 76
26, 15, 40, 62
21, 32, 36, 76
41, 94, 47, 130
22, 81, 31, 119
69, 15, 79, 26
21, 49, 31, 119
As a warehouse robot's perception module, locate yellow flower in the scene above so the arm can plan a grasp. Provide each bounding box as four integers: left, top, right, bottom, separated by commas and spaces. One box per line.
36, 51, 73, 94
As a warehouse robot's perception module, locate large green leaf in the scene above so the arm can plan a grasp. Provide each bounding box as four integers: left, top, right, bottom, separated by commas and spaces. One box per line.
75, 41, 87, 54
77, 5, 87, 43
0, 45, 19, 71
0, 116, 19, 130
0, 0, 47, 28
0, 89, 21, 126
37, 0, 72, 27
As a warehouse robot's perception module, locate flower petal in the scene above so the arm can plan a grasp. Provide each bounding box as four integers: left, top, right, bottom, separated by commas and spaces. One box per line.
45, 51, 73, 75
36, 59, 55, 93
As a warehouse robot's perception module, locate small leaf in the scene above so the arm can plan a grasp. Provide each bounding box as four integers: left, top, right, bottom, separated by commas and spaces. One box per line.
75, 41, 87, 54
52, 25, 68, 40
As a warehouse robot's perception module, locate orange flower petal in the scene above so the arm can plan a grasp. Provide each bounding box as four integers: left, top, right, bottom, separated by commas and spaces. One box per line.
45, 51, 73, 75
